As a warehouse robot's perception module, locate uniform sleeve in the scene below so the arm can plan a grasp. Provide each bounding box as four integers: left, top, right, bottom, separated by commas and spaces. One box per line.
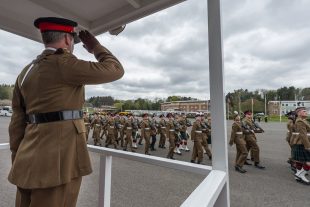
59, 44, 124, 85
141, 122, 145, 139
229, 124, 237, 145
191, 123, 196, 141
9, 79, 27, 163
296, 120, 310, 149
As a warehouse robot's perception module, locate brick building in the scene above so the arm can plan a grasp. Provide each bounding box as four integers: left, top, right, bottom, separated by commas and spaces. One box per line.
160, 100, 210, 112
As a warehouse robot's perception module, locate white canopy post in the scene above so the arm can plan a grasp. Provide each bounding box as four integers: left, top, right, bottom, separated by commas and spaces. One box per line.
207, 0, 230, 206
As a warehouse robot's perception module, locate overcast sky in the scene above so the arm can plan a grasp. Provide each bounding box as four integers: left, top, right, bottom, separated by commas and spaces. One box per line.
0, 0, 310, 100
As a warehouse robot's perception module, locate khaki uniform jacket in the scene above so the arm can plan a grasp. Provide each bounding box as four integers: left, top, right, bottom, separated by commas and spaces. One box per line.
191, 121, 203, 141
243, 118, 256, 140
294, 118, 310, 149
91, 118, 101, 138
106, 118, 116, 135
141, 120, 151, 138
166, 120, 175, 140
286, 119, 294, 144
179, 118, 187, 132
229, 122, 246, 145
124, 119, 133, 138
159, 119, 167, 134
8, 44, 124, 189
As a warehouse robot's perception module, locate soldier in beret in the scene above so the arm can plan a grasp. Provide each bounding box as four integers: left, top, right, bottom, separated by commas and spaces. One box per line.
242, 111, 265, 169
8, 17, 124, 207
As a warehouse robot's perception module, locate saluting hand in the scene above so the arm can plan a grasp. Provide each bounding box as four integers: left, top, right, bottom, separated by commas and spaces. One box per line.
78, 30, 100, 54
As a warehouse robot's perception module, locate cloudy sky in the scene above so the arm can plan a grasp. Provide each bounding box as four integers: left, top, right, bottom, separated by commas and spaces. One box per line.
0, 0, 310, 100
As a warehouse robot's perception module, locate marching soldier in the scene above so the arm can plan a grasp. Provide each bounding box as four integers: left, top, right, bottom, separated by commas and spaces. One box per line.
173, 114, 182, 155
190, 114, 204, 164
201, 116, 212, 160
141, 113, 151, 155
291, 107, 310, 184
158, 114, 167, 148
206, 115, 212, 145
166, 113, 176, 159
242, 111, 265, 169
150, 114, 158, 151
179, 113, 190, 152
132, 115, 140, 149
119, 114, 126, 147
123, 114, 135, 152
229, 114, 248, 173
83, 112, 91, 142
100, 114, 108, 140
105, 114, 118, 149
91, 113, 102, 146
8, 17, 124, 207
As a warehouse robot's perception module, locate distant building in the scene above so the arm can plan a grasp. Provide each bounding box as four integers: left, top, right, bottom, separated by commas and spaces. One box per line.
268, 100, 310, 115
160, 100, 210, 112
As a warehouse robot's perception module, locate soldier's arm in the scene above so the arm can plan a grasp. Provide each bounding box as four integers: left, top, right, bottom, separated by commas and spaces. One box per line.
9, 79, 27, 163
229, 124, 237, 146
59, 44, 124, 85
296, 121, 310, 149
191, 123, 196, 141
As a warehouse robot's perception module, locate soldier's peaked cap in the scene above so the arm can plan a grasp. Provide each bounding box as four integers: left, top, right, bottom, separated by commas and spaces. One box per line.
34, 17, 80, 43
34, 17, 77, 33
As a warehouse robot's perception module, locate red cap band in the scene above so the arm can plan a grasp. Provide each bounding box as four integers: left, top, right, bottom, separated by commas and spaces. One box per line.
39, 22, 74, 33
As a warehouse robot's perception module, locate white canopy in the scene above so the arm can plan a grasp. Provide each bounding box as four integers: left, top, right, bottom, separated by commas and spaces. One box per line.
0, 0, 184, 42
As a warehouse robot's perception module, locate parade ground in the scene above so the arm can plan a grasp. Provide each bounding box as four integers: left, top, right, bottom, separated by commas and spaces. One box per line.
0, 117, 309, 207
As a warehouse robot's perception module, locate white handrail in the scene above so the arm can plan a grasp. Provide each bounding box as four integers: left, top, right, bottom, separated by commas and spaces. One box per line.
88, 145, 212, 175
0, 143, 9, 150
181, 170, 227, 207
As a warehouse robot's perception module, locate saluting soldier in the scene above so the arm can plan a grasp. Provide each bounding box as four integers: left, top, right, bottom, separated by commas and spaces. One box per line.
242, 111, 265, 169
141, 113, 151, 155
229, 114, 248, 173
166, 113, 176, 159
201, 116, 212, 160
83, 112, 91, 142
123, 114, 135, 152
291, 107, 310, 184
190, 114, 204, 164
8, 17, 124, 207
158, 114, 167, 148
91, 113, 102, 146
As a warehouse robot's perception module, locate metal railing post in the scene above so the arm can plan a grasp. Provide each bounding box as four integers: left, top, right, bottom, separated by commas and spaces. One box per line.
98, 154, 112, 207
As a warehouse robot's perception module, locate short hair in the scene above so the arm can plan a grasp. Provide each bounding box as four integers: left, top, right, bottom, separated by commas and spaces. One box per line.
41, 31, 66, 44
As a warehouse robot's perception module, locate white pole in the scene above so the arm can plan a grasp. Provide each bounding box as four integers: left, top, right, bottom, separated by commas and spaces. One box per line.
279, 101, 282, 123
98, 155, 112, 207
207, 0, 229, 206
264, 94, 266, 116
238, 92, 241, 114
251, 98, 254, 114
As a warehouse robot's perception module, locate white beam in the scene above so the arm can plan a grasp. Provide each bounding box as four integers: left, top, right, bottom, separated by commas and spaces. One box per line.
98, 155, 112, 207
127, 0, 142, 9
207, 0, 230, 206
29, 0, 90, 29
181, 170, 227, 207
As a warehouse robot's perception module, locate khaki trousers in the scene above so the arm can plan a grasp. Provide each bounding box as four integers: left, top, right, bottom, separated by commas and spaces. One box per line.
191, 137, 203, 162
124, 130, 134, 151
202, 133, 212, 157
159, 132, 166, 147
245, 136, 260, 163
16, 177, 82, 207
144, 135, 150, 154
167, 137, 176, 158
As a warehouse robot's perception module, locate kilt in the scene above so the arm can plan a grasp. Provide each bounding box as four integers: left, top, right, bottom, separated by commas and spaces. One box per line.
292, 144, 310, 162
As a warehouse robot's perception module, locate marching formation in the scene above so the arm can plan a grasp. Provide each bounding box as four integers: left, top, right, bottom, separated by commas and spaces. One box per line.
229, 111, 266, 173
83, 112, 213, 163
286, 107, 310, 185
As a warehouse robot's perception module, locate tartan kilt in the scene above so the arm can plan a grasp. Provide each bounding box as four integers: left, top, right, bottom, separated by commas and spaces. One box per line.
292, 144, 310, 162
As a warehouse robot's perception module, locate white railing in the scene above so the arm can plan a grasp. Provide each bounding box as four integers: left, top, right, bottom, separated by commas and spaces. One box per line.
1, 142, 227, 207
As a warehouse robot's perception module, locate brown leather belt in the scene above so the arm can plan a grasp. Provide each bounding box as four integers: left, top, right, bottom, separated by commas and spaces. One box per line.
26, 110, 83, 124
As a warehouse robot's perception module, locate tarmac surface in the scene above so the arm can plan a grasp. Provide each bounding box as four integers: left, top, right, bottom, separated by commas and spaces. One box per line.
0, 116, 309, 207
